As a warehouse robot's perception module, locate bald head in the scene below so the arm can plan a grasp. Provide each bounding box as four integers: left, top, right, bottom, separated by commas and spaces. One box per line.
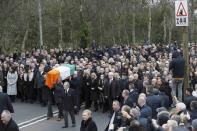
1, 110, 12, 125
138, 97, 146, 107
134, 74, 138, 80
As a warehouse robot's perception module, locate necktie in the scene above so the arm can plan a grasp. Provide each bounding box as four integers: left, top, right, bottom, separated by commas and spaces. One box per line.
27, 74, 29, 81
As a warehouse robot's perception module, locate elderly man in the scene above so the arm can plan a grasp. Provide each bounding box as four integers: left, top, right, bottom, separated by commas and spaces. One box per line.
1, 110, 18, 131
62, 82, 77, 128
105, 72, 121, 112
80, 109, 97, 131
138, 96, 152, 119
175, 102, 190, 121
0, 86, 14, 131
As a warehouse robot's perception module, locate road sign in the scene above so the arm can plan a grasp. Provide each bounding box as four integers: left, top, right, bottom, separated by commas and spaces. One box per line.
175, 0, 189, 26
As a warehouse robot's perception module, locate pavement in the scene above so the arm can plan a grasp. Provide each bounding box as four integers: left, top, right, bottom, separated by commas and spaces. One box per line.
12, 101, 109, 131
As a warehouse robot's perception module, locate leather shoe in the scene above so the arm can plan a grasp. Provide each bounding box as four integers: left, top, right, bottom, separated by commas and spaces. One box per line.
57, 118, 61, 121
62, 126, 68, 128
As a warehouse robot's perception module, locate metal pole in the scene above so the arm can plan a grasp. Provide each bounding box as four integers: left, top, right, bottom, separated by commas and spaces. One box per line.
38, 0, 43, 49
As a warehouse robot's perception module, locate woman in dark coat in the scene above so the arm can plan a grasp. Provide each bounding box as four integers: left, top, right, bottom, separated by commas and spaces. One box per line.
90, 73, 99, 111
80, 109, 97, 131
17, 66, 25, 101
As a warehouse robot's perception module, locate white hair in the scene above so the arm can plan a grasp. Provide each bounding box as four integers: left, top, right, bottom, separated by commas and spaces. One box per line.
167, 120, 178, 128
176, 102, 186, 111
1, 110, 12, 121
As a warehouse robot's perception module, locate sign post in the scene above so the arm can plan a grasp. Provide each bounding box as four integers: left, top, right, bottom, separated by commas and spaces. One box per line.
175, 0, 189, 100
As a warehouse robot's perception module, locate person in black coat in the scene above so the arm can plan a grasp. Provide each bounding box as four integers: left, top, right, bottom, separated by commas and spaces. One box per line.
80, 109, 98, 131
105, 72, 121, 112
17, 66, 25, 101
97, 74, 106, 112
133, 74, 144, 94
105, 100, 122, 131
53, 80, 64, 121
138, 96, 152, 119
0, 87, 14, 131
122, 90, 133, 108
0, 88, 14, 114
1, 110, 18, 131
190, 101, 197, 121
146, 87, 162, 118
169, 51, 185, 102
70, 71, 82, 112
90, 73, 99, 111
82, 71, 92, 109
128, 83, 139, 107
62, 82, 77, 128
184, 88, 197, 110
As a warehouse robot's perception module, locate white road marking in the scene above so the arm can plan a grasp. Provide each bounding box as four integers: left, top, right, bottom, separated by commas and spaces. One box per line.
18, 110, 58, 129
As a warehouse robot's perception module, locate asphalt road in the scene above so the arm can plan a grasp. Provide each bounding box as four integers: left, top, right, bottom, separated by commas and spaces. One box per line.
12, 101, 109, 131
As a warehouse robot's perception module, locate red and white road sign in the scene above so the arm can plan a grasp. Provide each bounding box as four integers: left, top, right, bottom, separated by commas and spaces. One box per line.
175, 0, 188, 26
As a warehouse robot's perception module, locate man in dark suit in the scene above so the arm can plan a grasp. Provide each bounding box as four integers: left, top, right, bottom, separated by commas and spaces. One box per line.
122, 90, 133, 108
184, 88, 197, 110
1, 110, 18, 131
62, 82, 77, 128
105, 72, 121, 112
0, 87, 14, 131
128, 83, 139, 107
80, 109, 97, 131
138, 96, 152, 119
146, 86, 162, 118
133, 74, 144, 93
105, 100, 122, 131
53, 79, 64, 121
70, 71, 82, 111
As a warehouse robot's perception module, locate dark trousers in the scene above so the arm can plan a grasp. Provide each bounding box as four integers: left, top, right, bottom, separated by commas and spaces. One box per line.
63, 109, 75, 126
57, 103, 63, 118
9, 95, 16, 102
47, 91, 53, 118
27, 87, 34, 102
103, 98, 109, 112
85, 92, 91, 109
35, 88, 42, 103
92, 100, 98, 110
41, 87, 47, 106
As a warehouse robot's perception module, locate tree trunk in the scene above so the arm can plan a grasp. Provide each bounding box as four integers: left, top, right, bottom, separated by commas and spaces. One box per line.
189, 0, 194, 42
38, 0, 43, 49
132, 1, 136, 45
168, 23, 172, 44
112, 23, 116, 45
148, 5, 151, 44
21, 27, 29, 51
99, 13, 103, 44
58, 0, 63, 48
163, 14, 167, 43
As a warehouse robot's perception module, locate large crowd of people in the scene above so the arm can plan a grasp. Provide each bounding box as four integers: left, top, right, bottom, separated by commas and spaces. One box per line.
0, 42, 197, 131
